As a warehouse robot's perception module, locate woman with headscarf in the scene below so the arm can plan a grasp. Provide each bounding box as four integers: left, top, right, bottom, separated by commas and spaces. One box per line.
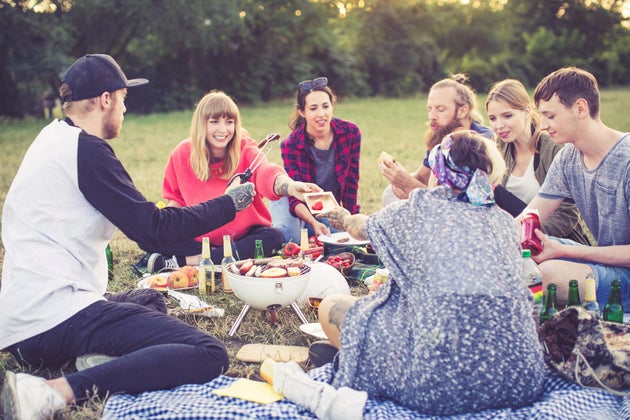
305, 130, 546, 416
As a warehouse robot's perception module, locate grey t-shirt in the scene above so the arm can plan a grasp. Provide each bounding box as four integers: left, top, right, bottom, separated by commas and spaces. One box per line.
538, 134, 630, 246
310, 145, 341, 200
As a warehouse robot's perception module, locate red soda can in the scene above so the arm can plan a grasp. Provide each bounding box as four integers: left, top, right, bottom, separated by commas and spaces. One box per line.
521, 210, 543, 256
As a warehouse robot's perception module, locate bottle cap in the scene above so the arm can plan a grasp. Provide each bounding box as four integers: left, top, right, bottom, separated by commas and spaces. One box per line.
522, 249, 532, 258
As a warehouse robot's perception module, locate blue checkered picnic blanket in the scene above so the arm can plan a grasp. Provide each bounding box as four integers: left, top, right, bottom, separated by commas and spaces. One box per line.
103, 365, 630, 419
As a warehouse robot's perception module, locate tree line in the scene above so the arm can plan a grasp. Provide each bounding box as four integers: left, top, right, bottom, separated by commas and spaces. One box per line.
2, 0, 629, 117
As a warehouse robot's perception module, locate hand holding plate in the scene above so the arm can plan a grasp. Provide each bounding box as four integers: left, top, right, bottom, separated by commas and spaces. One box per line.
288, 181, 322, 201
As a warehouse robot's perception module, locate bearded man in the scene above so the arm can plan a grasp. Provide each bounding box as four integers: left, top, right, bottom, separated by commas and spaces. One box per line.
380, 74, 494, 206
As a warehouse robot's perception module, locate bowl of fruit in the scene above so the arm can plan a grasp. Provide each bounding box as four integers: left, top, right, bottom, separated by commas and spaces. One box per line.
323, 252, 355, 275
225, 258, 312, 310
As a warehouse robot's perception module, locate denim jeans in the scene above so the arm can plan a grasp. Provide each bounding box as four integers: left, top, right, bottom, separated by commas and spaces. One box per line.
269, 197, 336, 243
5, 290, 228, 401
549, 237, 630, 311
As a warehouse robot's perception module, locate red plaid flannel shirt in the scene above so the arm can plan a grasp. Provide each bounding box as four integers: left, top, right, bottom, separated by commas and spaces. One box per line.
281, 117, 361, 216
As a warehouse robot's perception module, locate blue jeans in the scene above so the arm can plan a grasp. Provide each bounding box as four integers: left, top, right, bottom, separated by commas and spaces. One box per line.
269, 197, 302, 243
549, 237, 630, 311
4, 290, 228, 401
269, 197, 337, 243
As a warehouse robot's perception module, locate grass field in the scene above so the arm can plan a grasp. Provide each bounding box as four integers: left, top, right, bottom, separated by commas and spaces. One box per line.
1, 89, 630, 418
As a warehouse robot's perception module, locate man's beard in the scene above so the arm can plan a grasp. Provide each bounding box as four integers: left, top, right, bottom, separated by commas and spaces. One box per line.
102, 107, 121, 140
423, 118, 464, 151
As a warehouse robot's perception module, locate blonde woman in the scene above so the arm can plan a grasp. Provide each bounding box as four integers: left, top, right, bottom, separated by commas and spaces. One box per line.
144, 90, 320, 270
486, 79, 592, 245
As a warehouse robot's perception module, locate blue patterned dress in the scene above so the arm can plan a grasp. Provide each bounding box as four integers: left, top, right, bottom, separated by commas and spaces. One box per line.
332, 186, 546, 415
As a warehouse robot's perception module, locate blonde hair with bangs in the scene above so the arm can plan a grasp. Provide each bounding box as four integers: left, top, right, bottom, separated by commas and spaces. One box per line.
190, 91, 242, 182
485, 79, 543, 145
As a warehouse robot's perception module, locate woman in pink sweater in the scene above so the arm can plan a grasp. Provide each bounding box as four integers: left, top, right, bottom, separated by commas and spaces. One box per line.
143, 91, 319, 271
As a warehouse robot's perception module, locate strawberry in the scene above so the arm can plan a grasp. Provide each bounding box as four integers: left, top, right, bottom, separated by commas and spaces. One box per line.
311, 200, 324, 211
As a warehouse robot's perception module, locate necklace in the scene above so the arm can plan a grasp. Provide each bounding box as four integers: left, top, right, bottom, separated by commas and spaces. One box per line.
209, 161, 225, 176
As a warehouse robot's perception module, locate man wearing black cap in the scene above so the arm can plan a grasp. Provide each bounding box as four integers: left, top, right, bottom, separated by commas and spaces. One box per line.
0, 54, 255, 419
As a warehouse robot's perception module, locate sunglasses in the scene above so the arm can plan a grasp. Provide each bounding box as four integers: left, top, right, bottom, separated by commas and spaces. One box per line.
298, 77, 328, 92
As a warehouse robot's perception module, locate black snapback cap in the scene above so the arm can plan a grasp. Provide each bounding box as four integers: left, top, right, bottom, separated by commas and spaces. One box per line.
61, 54, 149, 102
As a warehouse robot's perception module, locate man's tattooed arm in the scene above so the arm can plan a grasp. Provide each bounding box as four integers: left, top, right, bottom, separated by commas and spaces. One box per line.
226, 182, 255, 211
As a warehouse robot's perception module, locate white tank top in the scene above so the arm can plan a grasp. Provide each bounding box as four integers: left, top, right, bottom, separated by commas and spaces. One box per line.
506, 157, 540, 203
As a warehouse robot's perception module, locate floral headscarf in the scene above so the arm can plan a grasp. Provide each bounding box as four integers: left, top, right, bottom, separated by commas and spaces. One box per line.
428, 134, 495, 206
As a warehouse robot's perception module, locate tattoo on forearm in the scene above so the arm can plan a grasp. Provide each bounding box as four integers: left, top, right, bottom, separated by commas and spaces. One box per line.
328, 298, 353, 330
274, 175, 290, 196
326, 208, 350, 230
227, 184, 254, 211
345, 216, 368, 240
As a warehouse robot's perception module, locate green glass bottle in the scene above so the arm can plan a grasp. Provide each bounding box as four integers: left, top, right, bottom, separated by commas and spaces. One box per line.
540, 283, 559, 325
106, 244, 114, 281
566, 279, 581, 308
603, 279, 624, 323
254, 239, 264, 259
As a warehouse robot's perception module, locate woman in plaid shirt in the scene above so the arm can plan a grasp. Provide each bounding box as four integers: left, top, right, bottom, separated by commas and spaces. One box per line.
270, 77, 362, 243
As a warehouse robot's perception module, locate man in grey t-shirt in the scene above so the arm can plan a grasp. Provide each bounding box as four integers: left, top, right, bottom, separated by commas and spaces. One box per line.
522, 67, 629, 311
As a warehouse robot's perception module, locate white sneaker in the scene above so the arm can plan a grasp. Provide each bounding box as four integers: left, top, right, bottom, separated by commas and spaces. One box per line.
1, 371, 66, 420
272, 361, 367, 420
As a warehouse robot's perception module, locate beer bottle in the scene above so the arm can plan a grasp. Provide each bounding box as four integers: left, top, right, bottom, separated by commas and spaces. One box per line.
603, 279, 624, 323
221, 235, 235, 293
254, 239, 264, 259
566, 279, 581, 308
581, 273, 600, 319
540, 283, 559, 325
199, 237, 215, 295
106, 244, 114, 281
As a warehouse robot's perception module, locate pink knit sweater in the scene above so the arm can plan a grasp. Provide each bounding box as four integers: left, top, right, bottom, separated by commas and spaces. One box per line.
163, 136, 285, 246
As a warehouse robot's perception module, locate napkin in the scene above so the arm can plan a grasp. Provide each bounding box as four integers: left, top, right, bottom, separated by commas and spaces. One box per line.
212, 378, 284, 404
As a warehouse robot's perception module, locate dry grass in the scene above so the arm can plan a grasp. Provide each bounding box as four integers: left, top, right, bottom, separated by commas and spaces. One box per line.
2, 89, 630, 418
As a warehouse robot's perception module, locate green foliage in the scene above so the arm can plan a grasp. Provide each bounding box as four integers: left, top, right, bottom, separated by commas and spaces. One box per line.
1, 0, 630, 117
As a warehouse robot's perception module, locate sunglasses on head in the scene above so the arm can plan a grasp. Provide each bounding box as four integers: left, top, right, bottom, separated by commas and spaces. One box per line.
298, 77, 328, 92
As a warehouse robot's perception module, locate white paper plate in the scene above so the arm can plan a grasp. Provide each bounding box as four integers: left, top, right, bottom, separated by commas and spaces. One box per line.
299, 322, 328, 340
318, 231, 369, 246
